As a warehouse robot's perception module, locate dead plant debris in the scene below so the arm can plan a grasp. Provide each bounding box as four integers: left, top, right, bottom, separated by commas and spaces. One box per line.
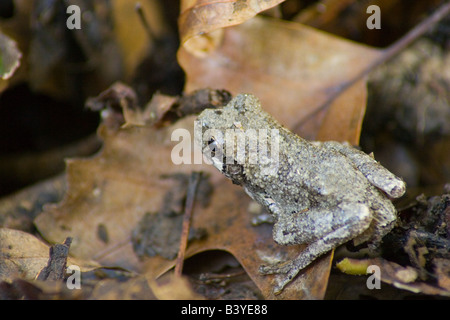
0, 0, 449, 300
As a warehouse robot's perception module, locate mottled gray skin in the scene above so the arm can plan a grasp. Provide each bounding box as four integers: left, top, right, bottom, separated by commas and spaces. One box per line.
197, 94, 406, 294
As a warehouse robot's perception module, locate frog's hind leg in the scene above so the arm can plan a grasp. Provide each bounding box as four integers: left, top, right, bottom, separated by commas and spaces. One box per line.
261, 202, 372, 294
315, 141, 406, 198
353, 189, 397, 249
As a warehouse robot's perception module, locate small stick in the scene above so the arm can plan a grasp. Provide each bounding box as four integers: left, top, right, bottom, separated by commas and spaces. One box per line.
380, 1, 450, 65
294, 1, 450, 132
199, 270, 246, 283
135, 2, 157, 41
36, 237, 73, 281
174, 172, 202, 276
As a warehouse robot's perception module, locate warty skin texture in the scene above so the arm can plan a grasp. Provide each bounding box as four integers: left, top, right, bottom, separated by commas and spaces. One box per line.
197, 94, 406, 293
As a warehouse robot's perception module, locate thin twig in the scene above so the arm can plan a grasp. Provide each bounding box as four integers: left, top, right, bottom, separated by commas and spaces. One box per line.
198, 270, 246, 283
135, 2, 157, 41
174, 172, 202, 276
293, 1, 450, 133
380, 2, 450, 65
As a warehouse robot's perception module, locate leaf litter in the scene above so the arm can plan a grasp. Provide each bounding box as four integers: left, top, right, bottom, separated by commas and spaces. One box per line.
0, 0, 449, 300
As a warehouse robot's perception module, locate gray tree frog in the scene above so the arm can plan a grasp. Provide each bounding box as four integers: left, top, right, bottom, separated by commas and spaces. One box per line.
197, 94, 406, 294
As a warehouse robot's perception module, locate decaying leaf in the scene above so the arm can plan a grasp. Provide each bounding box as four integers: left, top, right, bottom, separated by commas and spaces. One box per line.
131, 172, 209, 261
11, 0, 447, 301
111, 0, 167, 82
179, 0, 285, 50
0, 0, 30, 92
0, 228, 51, 282
173, 14, 386, 299
337, 188, 450, 297
34, 86, 335, 299
0, 228, 98, 282
0, 0, 172, 102
179, 16, 381, 144
0, 278, 85, 300
148, 273, 204, 300
85, 83, 232, 128
338, 257, 450, 297
0, 174, 66, 233
0, 31, 21, 81
36, 237, 72, 281
0, 30, 22, 93
33, 10, 388, 299
88, 275, 156, 300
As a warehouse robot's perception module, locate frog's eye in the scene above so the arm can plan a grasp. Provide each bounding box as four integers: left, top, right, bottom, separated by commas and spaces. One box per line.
208, 137, 216, 146
207, 137, 218, 157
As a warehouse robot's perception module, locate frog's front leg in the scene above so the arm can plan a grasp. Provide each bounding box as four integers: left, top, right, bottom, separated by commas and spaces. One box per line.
260, 202, 372, 294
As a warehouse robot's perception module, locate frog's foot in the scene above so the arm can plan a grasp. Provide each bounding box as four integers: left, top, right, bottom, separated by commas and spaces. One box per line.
316, 141, 406, 198
259, 260, 295, 275
259, 257, 310, 294
260, 203, 373, 294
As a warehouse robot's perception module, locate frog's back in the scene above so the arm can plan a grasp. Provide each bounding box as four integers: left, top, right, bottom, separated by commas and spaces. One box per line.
259, 135, 370, 206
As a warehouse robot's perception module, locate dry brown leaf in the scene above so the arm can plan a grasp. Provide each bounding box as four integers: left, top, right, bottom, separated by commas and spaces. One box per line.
178, 16, 381, 144
179, 0, 285, 49
111, 0, 167, 81
176, 14, 388, 299
146, 176, 334, 300
0, 278, 86, 300
339, 257, 450, 297
0, 228, 99, 282
34, 116, 214, 271
34, 15, 383, 300
0, 174, 66, 233
148, 273, 204, 300
34, 107, 334, 299
0, 0, 32, 90
316, 78, 368, 143
33, 5, 391, 300
0, 0, 162, 99
89, 276, 156, 300
0, 228, 50, 282
0, 22, 23, 93
0, 31, 22, 80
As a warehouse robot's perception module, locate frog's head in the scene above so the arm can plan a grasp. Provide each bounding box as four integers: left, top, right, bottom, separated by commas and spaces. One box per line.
196, 94, 261, 184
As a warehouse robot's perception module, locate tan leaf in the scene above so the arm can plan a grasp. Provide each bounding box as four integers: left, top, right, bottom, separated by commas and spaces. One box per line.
148, 273, 204, 300
179, 0, 285, 49
34, 116, 216, 271
35, 7, 386, 301
111, 0, 167, 81
178, 16, 381, 144
0, 228, 50, 282
176, 14, 389, 299
0, 31, 22, 80
34, 114, 333, 299
0, 228, 99, 282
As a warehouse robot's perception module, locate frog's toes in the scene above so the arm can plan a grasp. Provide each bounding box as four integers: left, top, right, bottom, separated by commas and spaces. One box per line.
273, 273, 298, 294
259, 260, 293, 275
259, 262, 301, 294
